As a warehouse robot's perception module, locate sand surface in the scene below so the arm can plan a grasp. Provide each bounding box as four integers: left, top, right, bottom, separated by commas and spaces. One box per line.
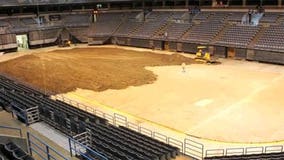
1, 46, 284, 144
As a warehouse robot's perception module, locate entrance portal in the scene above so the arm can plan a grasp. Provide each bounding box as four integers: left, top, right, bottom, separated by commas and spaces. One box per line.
16, 34, 29, 50
163, 41, 169, 50
227, 47, 236, 58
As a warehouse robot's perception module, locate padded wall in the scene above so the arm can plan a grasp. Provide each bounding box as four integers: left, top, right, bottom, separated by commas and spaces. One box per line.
115, 37, 128, 45
181, 43, 198, 53
29, 29, 61, 46
235, 48, 247, 59
253, 50, 284, 64
214, 46, 226, 58
129, 38, 150, 48
153, 40, 163, 50
169, 42, 177, 51
68, 27, 89, 43
0, 34, 17, 51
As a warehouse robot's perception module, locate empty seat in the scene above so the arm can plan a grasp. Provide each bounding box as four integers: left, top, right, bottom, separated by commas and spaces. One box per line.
215, 24, 260, 47
13, 148, 27, 160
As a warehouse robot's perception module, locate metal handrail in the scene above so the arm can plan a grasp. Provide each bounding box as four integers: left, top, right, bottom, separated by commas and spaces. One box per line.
0, 125, 23, 137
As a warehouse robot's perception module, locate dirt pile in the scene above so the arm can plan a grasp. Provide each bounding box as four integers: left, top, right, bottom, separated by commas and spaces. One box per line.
0, 47, 198, 94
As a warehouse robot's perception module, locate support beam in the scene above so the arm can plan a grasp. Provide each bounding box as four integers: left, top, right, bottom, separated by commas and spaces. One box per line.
243, 0, 246, 6
278, 0, 282, 7
142, 0, 145, 8
107, 3, 111, 9
185, 0, 189, 7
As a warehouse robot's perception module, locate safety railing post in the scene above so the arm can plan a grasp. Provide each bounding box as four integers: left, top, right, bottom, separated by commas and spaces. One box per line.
46, 145, 50, 160
68, 138, 73, 157
27, 132, 33, 156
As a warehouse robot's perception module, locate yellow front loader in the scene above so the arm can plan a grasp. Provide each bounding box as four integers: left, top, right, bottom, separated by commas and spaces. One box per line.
195, 46, 219, 64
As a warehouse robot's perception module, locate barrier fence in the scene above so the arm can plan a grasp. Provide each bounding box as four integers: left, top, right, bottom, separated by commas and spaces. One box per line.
205, 145, 284, 158
27, 132, 69, 160
55, 94, 284, 160
56, 95, 186, 158
2, 70, 284, 159
184, 138, 204, 159
10, 104, 40, 126
0, 125, 22, 137
69, 136, 108, 160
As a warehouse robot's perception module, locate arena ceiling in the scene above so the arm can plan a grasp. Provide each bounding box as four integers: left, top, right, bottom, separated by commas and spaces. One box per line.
0, 0, 281, 7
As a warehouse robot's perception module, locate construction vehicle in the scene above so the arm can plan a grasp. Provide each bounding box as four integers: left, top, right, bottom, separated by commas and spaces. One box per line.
58, 40, 71, 47
195, 46, 220, 64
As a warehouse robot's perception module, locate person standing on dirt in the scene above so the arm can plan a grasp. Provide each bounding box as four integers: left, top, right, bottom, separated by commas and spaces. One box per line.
181, 62, 186, 73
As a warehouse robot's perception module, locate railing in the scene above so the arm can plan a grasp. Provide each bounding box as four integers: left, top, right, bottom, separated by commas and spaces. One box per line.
27, 132, 69, 160
69, 136, 108, 160
205, 145, 284, 158
10, 103, 40, 126
56, 95, 191, 158
184, 138, 204, 159
57, 94, 284, 160
10, 102, 29, 125
0, 125, 22, 137
2, 74, 284, 160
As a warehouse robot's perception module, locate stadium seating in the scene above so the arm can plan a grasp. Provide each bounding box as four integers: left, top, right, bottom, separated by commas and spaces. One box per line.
181, 21, 224, 43
215, 24, 260, 47
0, 75, 180, 160
208, 12, 228, 21
90, 21, 121, 36
114, 21, 142, 37
227, 12, 246, 22
153, 22, 192, 41
259, 12, 281, 23
89, 12, 125, 44
0, 141, 34, 160
254, 25, 284, 51
62, 14, 91, 27
193, 12, 211, 21
67, 27, 89, 43
21, 18, 37, 25
89, 123, 180, 160
0, 9, 284, 62
147, 11, 172, 21
171, 12, 188, 21
7, 18, 28, 32
131, 21, 166, 39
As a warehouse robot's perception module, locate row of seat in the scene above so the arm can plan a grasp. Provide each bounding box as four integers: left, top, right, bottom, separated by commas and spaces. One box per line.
114, 21, 142, 37
181, 21, 224, 43
88, 123, 179, 160
254, 25, 284, 51
131, 21, 166, 39
0, 141, 33, 160
37, 98, 180, 160
216, 24, 260, 47
154, 22, 192, 41
1, 10, 284, 52
0, 75, 180, 160
0, 75, 46, 97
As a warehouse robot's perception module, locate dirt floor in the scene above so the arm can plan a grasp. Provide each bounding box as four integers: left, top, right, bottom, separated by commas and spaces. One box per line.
1, 46, 284, 146
0, 47, 197, 94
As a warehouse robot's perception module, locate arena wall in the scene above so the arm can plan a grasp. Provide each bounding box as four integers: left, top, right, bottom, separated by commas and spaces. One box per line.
0, 34, 17, 52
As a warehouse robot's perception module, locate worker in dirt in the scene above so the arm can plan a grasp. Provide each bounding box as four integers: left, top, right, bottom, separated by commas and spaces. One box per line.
181, 62, 186, 73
